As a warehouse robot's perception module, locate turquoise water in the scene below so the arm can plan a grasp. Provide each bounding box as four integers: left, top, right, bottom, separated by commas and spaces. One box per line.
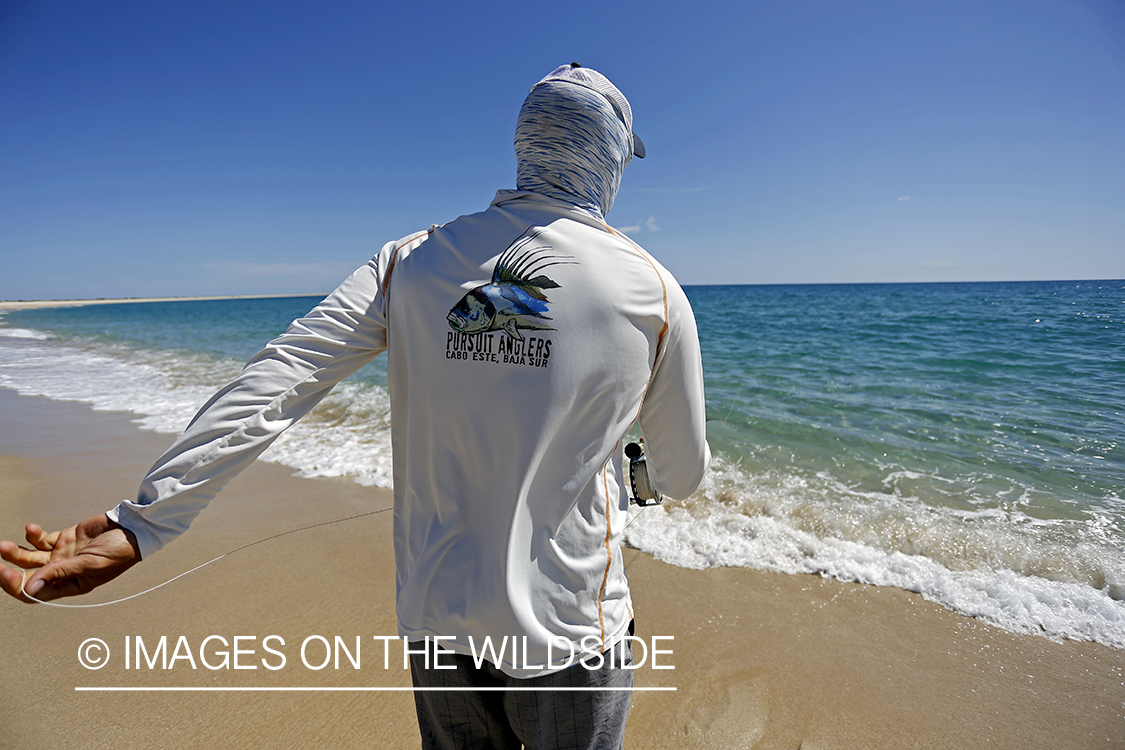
2, 280, 1123, 646
693, 282, 1122, 524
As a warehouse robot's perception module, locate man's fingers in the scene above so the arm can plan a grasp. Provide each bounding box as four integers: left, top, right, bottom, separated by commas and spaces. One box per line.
0, 566, 35, 602
21, 570, 86, 601
25, 524, 59, 552
20, 555, 110, 600
0, 535, 51, 603
0, 566, 65, 603
0, 539, 51, 569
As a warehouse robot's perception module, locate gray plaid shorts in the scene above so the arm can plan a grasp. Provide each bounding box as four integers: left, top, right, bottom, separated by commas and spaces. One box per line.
409, 633, 633, 750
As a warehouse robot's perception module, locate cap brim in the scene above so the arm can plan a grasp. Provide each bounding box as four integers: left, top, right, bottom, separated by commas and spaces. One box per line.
633, 132, 646, 159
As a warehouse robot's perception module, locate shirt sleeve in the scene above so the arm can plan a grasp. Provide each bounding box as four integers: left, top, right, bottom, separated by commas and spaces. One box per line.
107, 254, 391, 559
637, 278, 711, 500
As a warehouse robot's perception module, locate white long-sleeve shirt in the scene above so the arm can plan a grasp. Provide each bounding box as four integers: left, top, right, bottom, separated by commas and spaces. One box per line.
109, 190, 710, 676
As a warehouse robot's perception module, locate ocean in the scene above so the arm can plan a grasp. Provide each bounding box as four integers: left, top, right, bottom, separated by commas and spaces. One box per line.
1, 280, 1122, 648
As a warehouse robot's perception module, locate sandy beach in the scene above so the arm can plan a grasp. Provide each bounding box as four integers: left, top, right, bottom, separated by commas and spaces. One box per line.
1, 387, 1122, 749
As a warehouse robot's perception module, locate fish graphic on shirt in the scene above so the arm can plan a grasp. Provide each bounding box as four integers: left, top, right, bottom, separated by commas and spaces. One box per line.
447, 228, 575, 341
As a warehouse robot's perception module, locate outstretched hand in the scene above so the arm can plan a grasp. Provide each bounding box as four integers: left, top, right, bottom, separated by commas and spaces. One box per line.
0, 514, 141, 603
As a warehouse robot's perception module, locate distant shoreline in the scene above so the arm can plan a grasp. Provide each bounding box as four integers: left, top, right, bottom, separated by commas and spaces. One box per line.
0, 293, 323, 312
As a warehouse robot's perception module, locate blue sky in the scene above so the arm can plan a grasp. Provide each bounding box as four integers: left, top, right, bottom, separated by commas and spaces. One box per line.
2, 0, 1123, 299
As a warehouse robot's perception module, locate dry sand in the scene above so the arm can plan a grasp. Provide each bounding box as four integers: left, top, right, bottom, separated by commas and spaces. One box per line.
1, 388, 1122, 749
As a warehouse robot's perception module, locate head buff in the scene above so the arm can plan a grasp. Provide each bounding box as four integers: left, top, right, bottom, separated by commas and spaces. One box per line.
514, 81, 632, 219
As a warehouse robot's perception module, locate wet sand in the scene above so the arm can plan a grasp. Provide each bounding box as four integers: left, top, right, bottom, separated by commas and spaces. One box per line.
1, 388, 1122, 749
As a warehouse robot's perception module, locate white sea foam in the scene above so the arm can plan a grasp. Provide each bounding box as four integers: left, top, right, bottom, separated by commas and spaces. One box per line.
625, 453, 1125, 649
263, 380, 394, 487
0, 327, 53, 340
0, 327, 396, 488
4, 323, 1124, 648
0, 336, 228, 432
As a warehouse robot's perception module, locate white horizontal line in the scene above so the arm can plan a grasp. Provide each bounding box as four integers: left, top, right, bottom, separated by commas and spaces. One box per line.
75, 686, 675, 692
